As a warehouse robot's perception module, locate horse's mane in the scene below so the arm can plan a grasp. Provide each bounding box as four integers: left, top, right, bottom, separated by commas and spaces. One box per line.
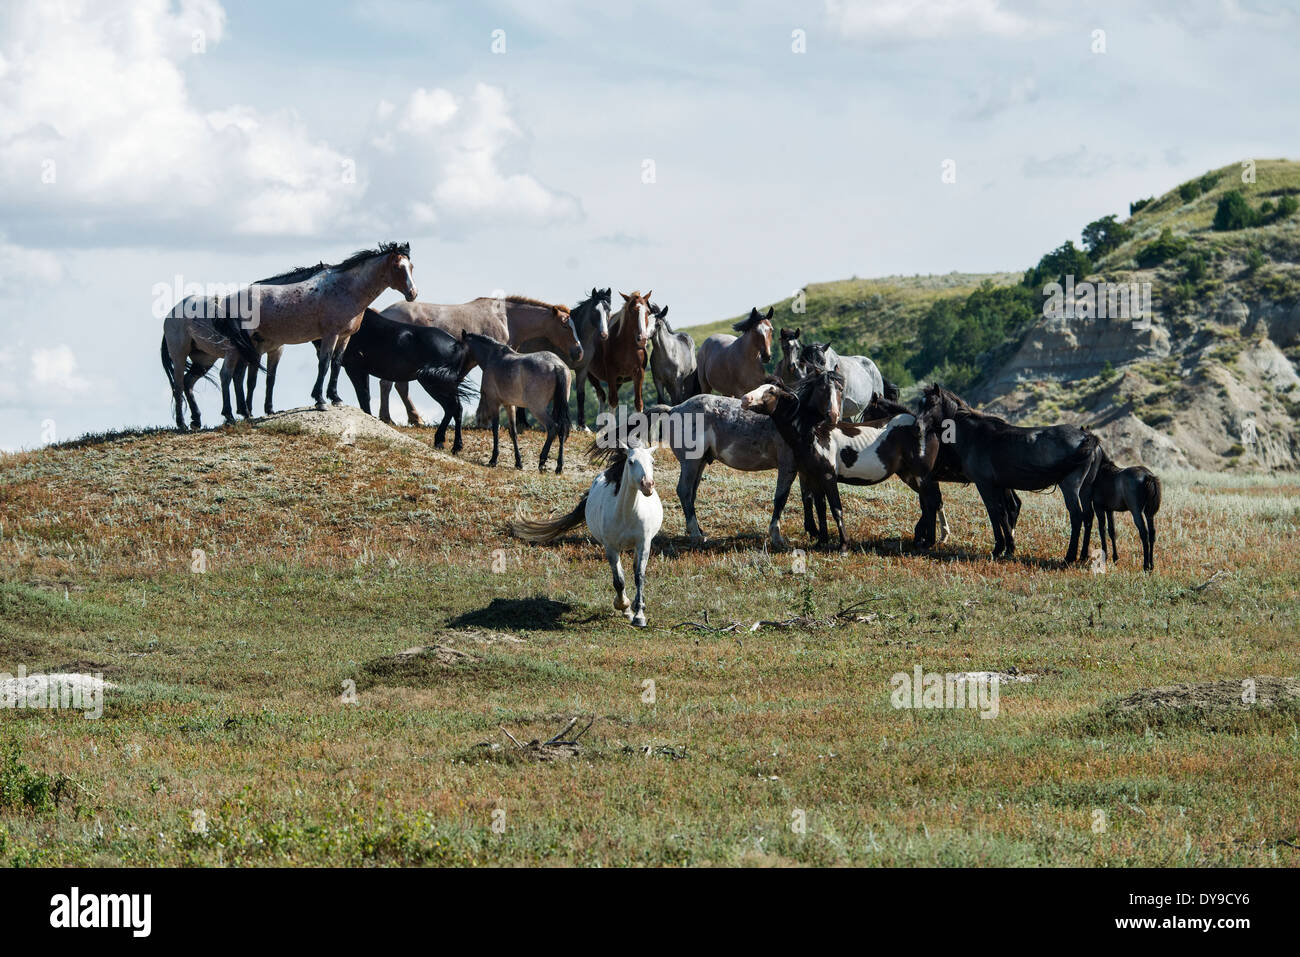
504, 294, 567, 313
256, 242, 410, 285
589, 443, 630, 494
462, 331, 512, 357
732, 309, 770, 333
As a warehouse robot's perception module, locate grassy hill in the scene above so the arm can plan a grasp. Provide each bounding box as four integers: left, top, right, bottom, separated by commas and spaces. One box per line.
2, 417, 1299, 865
690, 160, 1300, 472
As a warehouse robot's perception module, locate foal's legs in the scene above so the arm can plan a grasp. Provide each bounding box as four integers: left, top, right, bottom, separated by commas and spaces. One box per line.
537, 409, 556, 472
629, 540, 651, 627
606, 547, 631, 613
1130, 505, 1151, 571
395, 381, 424, 425
505, 404, 523, 469
244, 360, 259, 416
826, 481, 848, 553
1143, 511, 1156, 572
487, 402, 501, 466
312, 335, 337, 410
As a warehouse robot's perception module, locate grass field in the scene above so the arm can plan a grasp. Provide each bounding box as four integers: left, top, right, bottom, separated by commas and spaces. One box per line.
2, 421, 1298, 866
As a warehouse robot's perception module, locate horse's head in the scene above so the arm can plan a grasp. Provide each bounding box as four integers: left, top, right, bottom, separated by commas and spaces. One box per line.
551, 304, 582, 363
754, 307, 774, 361
650, 302, 670, 341
590, 287, 612, 341
383, 242, 417, 301
800, 341, 833, 373
797, 368, 844, 427
740, 376, 790, 416
620, 290, 655, 347
626, 444, 657, 497
778, 327, 806, 380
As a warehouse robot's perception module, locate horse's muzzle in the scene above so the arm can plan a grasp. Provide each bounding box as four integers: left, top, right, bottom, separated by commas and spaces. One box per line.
639, 478, 655, 496
600, 330, 609, 341
405, 287, 418, 302
570, 346, 583, 362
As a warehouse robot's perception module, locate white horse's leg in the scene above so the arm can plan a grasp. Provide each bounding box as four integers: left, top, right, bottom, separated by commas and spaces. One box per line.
606, 547, 630, 612
630, 540, 651, 627
937, 505, 951, 543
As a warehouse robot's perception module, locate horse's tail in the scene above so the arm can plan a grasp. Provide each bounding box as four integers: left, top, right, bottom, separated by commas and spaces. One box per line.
160, 337, 180, 421
508, 492, 589, 543
550, 368, 571, 439
213, 313, 264, 371
1143, 471, 1162, 519
882, 377, 900, 402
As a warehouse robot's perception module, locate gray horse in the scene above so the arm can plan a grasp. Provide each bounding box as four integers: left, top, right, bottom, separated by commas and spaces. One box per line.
648, 304, 700, 405
462, 332, 572, 473
647, 393, 803, 548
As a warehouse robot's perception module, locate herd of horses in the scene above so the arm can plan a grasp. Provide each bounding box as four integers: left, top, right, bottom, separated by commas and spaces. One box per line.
158, 242, 1163, 626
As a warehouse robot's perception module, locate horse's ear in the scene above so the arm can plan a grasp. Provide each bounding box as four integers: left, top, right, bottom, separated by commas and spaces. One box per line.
645, 290, 652, 302
658, 305, 669, 319
749, 307, 761, 319
620, 291, 630, 302
591, 287, 598, 298
765, 306, 774, 320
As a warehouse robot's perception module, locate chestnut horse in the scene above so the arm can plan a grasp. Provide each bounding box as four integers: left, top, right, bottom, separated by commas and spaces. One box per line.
588, 290, 655, 412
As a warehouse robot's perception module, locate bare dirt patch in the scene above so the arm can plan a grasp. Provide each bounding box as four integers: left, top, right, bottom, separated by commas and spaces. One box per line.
1079, 676, 1300, 734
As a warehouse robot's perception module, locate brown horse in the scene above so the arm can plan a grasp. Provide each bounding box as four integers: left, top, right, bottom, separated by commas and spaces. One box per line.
696, 307, 774, 397
588, 290, 655, 412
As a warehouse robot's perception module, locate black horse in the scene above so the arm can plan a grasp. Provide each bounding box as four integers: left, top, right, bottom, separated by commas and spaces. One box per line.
918, 385, 1102, 563
1092, 453, 1162, 571
329, 308, 474, 452
860, 393, 1023, 550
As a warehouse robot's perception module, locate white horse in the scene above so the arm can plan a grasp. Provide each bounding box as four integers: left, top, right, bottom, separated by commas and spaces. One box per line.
509, 445, 663, 627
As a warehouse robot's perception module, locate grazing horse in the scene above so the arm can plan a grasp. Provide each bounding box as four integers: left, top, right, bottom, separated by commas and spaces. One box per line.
160, 308, 262, 431
918, 385, 1102, 563
742, 374, 937, 551
588, 290, 656, 412
800, 342, 896, 418
515, 288, 611, 431
223, 242, 417, 413
510, 444, 663, 627
695, 307, 774, 397
379, 295, 582, 425
462, 333, 572, 472
645, 394, 807, 548
1092, 454, 1162, 571
331, 309, 473, 452
648, 304, 700, 405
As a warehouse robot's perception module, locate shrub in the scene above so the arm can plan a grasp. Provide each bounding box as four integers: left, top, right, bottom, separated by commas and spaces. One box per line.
1023, 240, 1092, 290
1244, 247, 1267, 273
1130, 197, 1153, 215
1277, 194, 1299, 219
1183, 253, 1208, 283
1213, 190, 1260, 231
1082, 214, 1135, 258
1135, 228, 1189, 267
1178, 181, 1200, 202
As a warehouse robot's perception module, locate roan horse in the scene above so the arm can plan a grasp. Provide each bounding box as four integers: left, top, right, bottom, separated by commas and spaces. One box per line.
645, 393, 806, 549
332, 308, 473, 452
379, 295, 582, 425
648, 304, 700, 406
588, 291, 656, 413
231, 242, 418, 413
919, 384, 1102, 563
1091, 453, 1162, 571
510, 444, 663, 628
742, 373, 937, 552
695, 307, 774, 397
461, 333, 572, 472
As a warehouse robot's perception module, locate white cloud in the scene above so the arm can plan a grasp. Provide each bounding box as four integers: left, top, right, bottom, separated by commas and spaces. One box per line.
31, 345, 90, 395
827, 0, 1031, 39
0, 0, 576, 245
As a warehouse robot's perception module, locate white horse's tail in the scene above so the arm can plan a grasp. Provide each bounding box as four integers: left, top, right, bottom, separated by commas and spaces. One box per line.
509, 492, 589, 543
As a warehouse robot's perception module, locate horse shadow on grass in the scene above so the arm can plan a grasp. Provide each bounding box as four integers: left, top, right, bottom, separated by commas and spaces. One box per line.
448, 596, 579, 631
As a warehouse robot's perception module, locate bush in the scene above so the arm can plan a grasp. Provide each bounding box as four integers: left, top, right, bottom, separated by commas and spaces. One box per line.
1178, 181, 1200, 202
1129, 197, 1153, 215
1023, 240, 1092, 290
1244, 246, 1267, 273
1277, 194, 1299, 219
1082, 214, 1135, 259
1135, 228, 1189, 267
1183, 253, 1208, 283
1213, 190, 1260, 231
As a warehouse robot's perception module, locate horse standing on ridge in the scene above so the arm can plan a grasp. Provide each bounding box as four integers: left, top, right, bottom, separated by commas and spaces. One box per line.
462, 332, 572, 472
648, 304, 700, 405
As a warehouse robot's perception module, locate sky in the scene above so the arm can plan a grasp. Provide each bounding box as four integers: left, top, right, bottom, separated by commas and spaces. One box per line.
1, 0, 1297, 449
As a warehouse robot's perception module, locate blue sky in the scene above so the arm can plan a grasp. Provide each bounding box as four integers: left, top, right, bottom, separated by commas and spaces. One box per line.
1, 0, 1297, 448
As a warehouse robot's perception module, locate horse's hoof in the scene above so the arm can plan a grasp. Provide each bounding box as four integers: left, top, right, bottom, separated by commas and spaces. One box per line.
615, 595, 631, 612
514, 462, 523, 470
176, 423, 189, 433
265, 407, 274, 416
631, 614, 647, 628
314, 401, 327, 411
330, 400, 343, 408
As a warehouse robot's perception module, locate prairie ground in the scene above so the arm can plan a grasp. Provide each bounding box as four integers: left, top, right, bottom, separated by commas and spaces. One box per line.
1, 418, 1298, 866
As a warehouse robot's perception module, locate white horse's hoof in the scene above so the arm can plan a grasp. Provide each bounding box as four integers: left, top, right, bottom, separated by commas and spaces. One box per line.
631, 615, 647, 628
